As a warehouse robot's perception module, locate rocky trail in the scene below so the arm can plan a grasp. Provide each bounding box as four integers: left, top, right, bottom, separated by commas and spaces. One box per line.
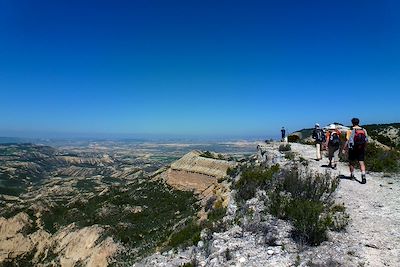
289, 143, 400, 266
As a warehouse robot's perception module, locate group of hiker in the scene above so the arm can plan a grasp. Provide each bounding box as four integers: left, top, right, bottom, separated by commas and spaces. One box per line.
311, 118, 368, 184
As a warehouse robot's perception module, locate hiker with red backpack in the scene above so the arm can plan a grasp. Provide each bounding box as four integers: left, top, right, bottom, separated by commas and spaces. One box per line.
343, 118, 368, 184
325, 124, 341, 169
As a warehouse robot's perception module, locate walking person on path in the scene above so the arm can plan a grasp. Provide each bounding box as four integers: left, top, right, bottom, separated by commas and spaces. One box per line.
325, 124, 341, 169
312, 123, 325, 161
281, 127, 286, 142
342, 118, 369, 184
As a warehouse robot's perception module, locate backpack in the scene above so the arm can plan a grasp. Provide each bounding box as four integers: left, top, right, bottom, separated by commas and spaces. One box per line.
313, 129, 326, 142
354, 129, 367, 146
328, 131, 340, 147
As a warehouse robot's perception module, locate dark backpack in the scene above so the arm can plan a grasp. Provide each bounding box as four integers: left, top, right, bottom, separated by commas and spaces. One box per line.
354, 129, 367, 146
313, 129, 325, 142
328, 131, 340, 147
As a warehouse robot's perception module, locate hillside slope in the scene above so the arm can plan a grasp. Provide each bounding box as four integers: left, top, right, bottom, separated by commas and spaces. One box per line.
136, 142, 400, 266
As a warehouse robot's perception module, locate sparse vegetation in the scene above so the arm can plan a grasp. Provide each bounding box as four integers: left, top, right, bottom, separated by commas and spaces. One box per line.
226, 166, 238, 177
167, 219, 202, 249
364, 123, 400, 148
39, 178, 199, 261
364, 143, 400, 173
199, 151, 216, 159
234, 164, 279, 201
200, 151, 227, 160
279, 144, 291, 152
285, 152, 296, 160
288, 135, 300, 143
207, 200, 226, 223
299, 156, 309, 167
268, 168, 345, 245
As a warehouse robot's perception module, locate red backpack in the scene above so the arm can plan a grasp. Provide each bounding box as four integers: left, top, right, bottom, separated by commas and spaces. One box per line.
353, 129, 367, 146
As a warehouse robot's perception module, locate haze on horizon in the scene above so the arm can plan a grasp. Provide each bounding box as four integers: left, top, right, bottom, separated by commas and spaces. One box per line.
1, 0, 399, 139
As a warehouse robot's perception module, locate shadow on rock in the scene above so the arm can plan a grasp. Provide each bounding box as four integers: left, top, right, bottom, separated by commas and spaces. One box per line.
337, 175, 363, 184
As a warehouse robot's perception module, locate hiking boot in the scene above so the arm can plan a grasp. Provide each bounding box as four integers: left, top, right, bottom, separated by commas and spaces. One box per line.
361, 174, 366, 184
332, 164, 337, 170
350, 174, 355, 180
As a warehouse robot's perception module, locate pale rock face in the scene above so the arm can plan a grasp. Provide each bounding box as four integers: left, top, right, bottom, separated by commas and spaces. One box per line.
0, 213, 121, 266
0, 213, 34, 261
164, 151, 235, 195
161, 150, 236, 220
54, 225, 120, 267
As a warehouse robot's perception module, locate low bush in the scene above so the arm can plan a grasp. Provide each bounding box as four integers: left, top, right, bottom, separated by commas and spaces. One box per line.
288, 135, 300, 143
365, 143, 400, 173
375, 134, 396, 148
226, 166, 238, 177
285, 199, 329, 245
167, 220, 202, 248
269, 168, 342, 245
207, 202, 226, 223
285, 152, 295, 160
279, 144, 291, 152
277, 168, 339, 203
205, 196, 217, 212
299, 140, 316, 146
299, 157, 309, 167
234, 164, 279, 201
199, 151, 214, 159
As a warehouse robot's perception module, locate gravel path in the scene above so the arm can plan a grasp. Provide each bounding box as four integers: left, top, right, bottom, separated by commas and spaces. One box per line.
289, 143, 400, 267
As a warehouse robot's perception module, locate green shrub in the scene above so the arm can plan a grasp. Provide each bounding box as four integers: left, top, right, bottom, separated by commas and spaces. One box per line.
277, 169, 339, 203
299, 139, 315, 146
288, 135, 300, 143
279, 144, 291, 152
226, 166, 238, 177
235, 165, 279, 201
180, 262, 195, 267
375, 134, 396, 148
285, 199, 329, 245
269, 191, 292, 218
207, 205, 226, 222
200, 151, 216, 159
299, 157, 309, 167
365, 143, 400, 172
167, 220, 202, 248
285, 152, 295, 160
328, 204, 350, 231
269, 168, 342, 245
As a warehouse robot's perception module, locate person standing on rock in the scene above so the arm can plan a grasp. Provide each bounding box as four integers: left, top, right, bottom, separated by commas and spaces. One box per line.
281, 127, 286, 142
312, 123, 325, 161
343, 118, 368, 184
325, 124, 341, 169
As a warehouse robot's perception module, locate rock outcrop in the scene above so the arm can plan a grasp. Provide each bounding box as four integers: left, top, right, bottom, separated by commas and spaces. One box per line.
0, 213, 121, 266
163, 151, 234, 194
161, 151, 236, 219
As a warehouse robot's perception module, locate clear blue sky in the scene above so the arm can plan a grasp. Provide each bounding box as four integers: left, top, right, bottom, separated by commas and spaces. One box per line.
0, 0, 399, 139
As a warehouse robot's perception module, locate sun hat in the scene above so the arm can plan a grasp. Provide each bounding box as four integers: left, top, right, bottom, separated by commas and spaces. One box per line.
328, 124, 336, 130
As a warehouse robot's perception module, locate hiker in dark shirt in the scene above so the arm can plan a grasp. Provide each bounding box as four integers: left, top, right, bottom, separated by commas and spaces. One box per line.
281, 127, 286, 142
312, 123, 325, 161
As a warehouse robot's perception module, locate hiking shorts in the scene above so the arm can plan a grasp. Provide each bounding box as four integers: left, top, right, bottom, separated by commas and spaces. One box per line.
348, 147, 365, 162
328, 146, 340, 160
